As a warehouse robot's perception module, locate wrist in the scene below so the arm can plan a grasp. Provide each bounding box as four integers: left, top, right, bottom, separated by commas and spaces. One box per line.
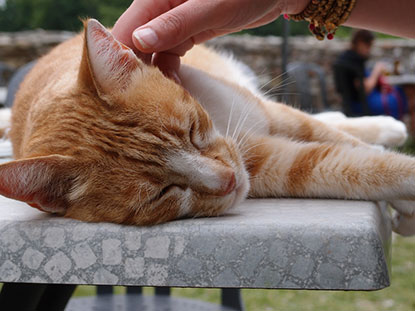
371, 71, 380, 81
282, 0, 310, 15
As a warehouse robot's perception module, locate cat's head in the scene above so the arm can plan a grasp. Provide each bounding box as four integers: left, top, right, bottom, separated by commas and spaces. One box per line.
0, 19, 249, 225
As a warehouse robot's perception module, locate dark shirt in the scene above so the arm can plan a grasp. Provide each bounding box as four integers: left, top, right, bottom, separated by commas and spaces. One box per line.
333, 50, 370, 116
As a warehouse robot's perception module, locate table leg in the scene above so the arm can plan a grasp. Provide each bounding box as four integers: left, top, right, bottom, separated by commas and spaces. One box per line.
221, 288, 245, 311
0, 283, 47, 311
0, 283, 76, 311
404, 85, 415, 135
36, 284, 77, 311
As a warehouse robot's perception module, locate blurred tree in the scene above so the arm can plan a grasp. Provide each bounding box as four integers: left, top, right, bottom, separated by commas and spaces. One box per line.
0, 0, 33, 31
0, 0, 356, 38
241, 19, 311, 37
30, 0, 100, 30
0, 0, 313, 35
0, 0, 130, 31
0, 0, 380, 39
98, 3, 128, 27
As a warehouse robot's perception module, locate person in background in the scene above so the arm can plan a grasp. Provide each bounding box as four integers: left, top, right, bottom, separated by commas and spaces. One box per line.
333, 30, 407, 118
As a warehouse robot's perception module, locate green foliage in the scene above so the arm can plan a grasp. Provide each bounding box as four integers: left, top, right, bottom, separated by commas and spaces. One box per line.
0, 0, 130, 31
239, 19, 311, 37
240, 21, 396, 39
97, 4, 126, 28
0, 0, 313, 36
331, 25, 398, 39
0, 0, 396, 39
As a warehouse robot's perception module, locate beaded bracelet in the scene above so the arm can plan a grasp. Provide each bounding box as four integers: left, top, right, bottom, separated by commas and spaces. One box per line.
284, 0, 357, 40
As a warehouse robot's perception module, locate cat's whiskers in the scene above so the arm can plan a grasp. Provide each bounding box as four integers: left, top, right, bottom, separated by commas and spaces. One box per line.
248, 173, 272, 185
241, 70, 274, 92
137, 187, 143, 203
250, 72, 273, 84
230, 98, 250, 140
262, 80, 297, 97
257, 68, 296, 93
231, 99, 258, 141
249, 175, 265, 182
240, 142, 269, 155
270, 92, 300, 96
264, 79, 296, 93
248, 67, 269, 82
191, 209, 203, 219
225, 98, 236, 138
258, 73, 287, 93
131, 185, 152, 217
236, 122, 265, 149
145, 187, 152, 204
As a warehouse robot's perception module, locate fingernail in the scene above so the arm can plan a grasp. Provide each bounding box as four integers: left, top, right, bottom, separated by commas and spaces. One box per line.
133, 28, 158, 49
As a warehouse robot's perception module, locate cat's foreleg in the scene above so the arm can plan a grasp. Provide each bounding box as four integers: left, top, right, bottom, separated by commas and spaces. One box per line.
261, 100, 367, 147
244, 135, 415, 202
243, 135, 415, 235
313, 113, 408, 148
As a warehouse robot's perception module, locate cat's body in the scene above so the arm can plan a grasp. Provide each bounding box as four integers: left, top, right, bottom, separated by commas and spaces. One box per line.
0, 19, 414, 235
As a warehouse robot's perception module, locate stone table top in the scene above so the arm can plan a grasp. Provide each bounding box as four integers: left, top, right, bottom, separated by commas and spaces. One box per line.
0, 194, 391, 291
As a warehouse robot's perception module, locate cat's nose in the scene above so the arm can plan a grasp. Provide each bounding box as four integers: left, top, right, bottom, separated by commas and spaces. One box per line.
219, 171, 236, 196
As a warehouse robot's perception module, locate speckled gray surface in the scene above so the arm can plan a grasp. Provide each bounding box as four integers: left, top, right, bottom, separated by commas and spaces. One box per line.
0, 194, 391, 290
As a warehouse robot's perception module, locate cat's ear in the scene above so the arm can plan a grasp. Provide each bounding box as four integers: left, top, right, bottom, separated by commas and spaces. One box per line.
80, 18, 141, 95
0, 155, 76, 214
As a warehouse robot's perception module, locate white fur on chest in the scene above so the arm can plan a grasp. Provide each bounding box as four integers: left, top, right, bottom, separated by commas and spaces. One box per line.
179, 65, 269, 139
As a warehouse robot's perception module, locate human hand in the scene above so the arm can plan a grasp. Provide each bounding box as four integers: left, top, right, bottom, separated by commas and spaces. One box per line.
112, 0, 308, 80
373, 62, 388, 76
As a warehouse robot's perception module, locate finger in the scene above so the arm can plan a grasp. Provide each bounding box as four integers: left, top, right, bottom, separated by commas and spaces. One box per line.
112, 0, 186, 61
244, 6, 283, 29
162, 37, 195, 57
151, 29, 226, 81
191, 29, 230, 44
152, 52, 181, 84
132, 0, 226, 53
151, 34, 211, 83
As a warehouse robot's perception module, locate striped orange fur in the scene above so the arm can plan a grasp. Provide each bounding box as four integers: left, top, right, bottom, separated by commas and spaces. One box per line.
0, 19, 413, 235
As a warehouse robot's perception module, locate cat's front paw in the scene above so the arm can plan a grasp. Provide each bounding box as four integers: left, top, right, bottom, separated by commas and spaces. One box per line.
390, 200, 415, 236
0, 108, 11, 139
392, 212, 415, 236
371, 116, 408, 147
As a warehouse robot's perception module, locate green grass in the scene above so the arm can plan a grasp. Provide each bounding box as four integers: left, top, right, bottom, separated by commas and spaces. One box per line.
74, 235, 415, 311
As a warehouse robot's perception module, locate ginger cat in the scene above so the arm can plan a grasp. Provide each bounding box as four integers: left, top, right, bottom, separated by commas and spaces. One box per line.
0, 19, 413, 236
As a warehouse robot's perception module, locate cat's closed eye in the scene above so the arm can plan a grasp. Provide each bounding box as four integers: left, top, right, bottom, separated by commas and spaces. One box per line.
153, 184, 188, 201
189, 120, 207, 150
189, 120, 213, 150
160, 184, 186, 197
189, 121, 197, 146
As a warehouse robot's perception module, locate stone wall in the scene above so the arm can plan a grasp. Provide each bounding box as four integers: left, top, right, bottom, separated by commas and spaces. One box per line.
208, 35, 415, 110
0, 30, 75, 68
1, 30, 415, 109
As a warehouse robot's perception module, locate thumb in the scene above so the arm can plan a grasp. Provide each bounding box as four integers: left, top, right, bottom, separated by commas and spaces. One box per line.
132, 1, 220, 53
